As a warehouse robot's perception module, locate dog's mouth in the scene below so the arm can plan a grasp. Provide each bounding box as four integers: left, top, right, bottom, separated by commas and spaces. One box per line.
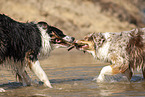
50, 31, 75, 48
75, 42, 89, 50
51, 37, 73, 47
68, 40, 95, 51
77, 40, 94, 51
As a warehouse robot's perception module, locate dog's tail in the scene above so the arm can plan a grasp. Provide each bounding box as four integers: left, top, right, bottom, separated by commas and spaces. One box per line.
126, 28, 145, 72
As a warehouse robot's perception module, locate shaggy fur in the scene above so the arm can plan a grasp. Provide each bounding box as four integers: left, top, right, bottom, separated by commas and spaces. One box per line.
76, 28, 145, 82
0, 14, 75, 88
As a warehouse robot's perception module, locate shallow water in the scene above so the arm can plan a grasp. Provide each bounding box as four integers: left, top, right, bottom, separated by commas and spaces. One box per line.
0, 49, 145, 97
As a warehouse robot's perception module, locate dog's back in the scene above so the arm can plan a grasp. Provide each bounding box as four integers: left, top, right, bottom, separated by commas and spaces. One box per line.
0, 14, 41, 63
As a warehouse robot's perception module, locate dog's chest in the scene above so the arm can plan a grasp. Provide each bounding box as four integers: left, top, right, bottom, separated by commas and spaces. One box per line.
97, 42, 110, 61
96, 32, 130, 62
38, 30, 52, 59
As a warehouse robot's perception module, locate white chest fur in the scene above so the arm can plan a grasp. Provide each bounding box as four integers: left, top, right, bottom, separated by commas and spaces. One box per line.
96, 33, 111, 61
97, 42, 110, 61
38, 28, 52, 59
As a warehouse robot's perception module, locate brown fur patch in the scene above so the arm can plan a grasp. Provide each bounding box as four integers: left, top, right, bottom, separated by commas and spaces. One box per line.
126, 29, 145, 71
110, 64, 121, 74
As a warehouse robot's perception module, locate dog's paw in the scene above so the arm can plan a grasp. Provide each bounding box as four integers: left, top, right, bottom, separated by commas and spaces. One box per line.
93, 74, 129, 83
93, 75, 105, 82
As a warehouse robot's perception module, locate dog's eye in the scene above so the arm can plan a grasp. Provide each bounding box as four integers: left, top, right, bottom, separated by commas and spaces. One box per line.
49, 33, 54, 37
99, 39, 102, 41
88, 37, 93, 41
102, 39, 105, 42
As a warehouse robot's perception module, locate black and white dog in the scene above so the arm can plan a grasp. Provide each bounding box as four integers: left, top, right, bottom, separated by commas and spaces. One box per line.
0, 14, 75, 88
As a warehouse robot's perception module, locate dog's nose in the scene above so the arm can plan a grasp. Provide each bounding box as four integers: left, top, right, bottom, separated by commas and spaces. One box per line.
71, 37, 75, 42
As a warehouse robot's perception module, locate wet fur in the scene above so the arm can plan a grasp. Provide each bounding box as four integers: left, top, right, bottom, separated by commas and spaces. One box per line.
0, 14, 74, 87
78, 28, 145, 81
126, 30, 145, 71
0, 14, 42, 80
0, 14, 41, 63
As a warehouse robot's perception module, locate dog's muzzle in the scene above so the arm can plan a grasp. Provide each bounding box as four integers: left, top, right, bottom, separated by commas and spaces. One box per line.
62, 36, 75, 43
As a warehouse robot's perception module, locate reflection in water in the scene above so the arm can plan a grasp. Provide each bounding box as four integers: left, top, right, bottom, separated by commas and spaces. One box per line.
98, 81, 145, 96
0, 49, 145, 96
97, 82, 128, 96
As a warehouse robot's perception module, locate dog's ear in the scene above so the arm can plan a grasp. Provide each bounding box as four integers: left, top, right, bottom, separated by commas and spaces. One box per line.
93, 33, 105, 47
84, 33, 95, 41
37, 21, 48, 30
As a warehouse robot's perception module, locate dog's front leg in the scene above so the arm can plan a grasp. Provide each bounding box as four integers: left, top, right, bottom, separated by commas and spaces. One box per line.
97, 63, 130, 82
97, 65, 114, 82
97, 64, 123, 82
97, 54, 130, 82
29, 60, 52, 88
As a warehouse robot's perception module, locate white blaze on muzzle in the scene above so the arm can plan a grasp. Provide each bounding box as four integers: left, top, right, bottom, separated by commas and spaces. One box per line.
62, 36, 74, 43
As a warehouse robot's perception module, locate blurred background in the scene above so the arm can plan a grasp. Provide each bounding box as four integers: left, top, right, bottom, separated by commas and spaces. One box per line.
1, 0, 145, 39
0, 1, 145, 96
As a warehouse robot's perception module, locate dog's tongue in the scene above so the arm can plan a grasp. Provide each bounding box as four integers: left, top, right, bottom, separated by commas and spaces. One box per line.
82, 44, 89, 49
56, 39, 62, 43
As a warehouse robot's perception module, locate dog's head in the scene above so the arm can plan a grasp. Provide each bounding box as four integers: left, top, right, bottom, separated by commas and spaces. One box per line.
76, 33, 105, 56
37, 22, 75, 48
